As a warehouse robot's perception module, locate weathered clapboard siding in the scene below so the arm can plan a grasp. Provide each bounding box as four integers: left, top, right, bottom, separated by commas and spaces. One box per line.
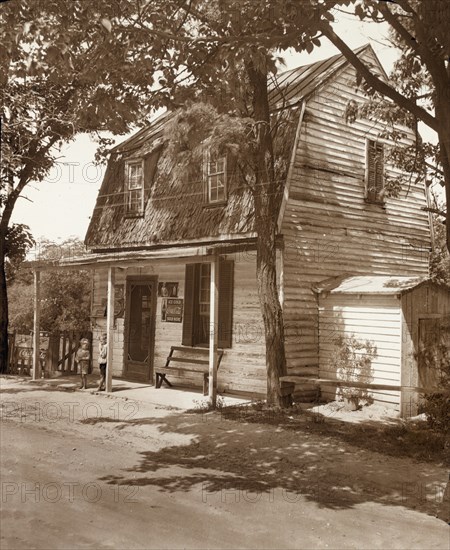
90, 253, 267, 395
400, 283, 450, 415
281, 50, 430, 377
318, 294, 403, 408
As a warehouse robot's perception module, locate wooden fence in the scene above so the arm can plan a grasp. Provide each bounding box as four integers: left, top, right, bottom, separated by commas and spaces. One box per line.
7, 330, 93, 377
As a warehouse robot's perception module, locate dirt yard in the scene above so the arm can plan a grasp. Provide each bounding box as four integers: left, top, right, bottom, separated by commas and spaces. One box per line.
0, 376, 448, 549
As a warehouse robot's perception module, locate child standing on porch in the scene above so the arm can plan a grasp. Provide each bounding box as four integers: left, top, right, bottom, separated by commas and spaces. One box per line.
97, 333, 107, 391
75, 338, 90, 390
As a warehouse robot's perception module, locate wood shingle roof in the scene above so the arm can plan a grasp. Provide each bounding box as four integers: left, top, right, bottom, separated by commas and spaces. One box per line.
85, 45, 374, 252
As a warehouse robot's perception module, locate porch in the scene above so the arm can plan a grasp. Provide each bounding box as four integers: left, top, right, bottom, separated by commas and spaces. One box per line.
26, 240, 268, 406
21, 374, 253, 411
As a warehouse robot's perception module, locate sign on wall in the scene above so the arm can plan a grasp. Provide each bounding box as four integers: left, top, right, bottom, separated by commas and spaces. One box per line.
158, 282, 179, 297
162, 298, 183, 323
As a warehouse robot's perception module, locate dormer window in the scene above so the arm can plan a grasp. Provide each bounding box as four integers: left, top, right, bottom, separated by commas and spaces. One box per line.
125, 160, 144, 215
365, 139, 385, 204
205, 153, 227, 204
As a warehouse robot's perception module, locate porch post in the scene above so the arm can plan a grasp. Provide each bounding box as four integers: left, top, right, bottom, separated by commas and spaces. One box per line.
32, 270, 41, 380
105, 267, 115, 393
209, 253, 219, 407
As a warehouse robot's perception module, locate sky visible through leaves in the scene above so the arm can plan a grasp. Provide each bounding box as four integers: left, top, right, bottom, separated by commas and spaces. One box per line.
10, 11, 437, 246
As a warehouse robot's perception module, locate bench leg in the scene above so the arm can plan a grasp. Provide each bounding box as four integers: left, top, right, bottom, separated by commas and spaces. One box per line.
155, 373, 173, 389
203, 374, 208, 396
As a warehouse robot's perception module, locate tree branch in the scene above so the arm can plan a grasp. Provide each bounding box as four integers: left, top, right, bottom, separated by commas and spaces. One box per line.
318, 20, 439, 133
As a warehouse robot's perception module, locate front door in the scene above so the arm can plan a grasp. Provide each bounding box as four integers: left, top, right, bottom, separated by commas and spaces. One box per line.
124, 278, 156, 382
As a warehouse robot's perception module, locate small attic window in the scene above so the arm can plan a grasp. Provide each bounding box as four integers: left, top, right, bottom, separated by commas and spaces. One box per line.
125, 160, 144, 215
365, 139, 385, 204
204, 152, 227, 205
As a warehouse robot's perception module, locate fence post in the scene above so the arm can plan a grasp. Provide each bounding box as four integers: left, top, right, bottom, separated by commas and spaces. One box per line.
47, 333, 59, 372
7, 330, 16, 373
32, 270, 41, 380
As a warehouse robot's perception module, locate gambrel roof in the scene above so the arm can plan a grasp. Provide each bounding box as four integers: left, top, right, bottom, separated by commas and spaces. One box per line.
85, 44, 379, 252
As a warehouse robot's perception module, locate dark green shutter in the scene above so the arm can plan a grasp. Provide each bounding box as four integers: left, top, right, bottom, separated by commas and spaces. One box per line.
182, 264, 197, 346
218, 260, 234, 348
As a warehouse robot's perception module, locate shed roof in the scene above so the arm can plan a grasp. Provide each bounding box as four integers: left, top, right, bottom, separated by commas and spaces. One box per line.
313, 275, 448, 296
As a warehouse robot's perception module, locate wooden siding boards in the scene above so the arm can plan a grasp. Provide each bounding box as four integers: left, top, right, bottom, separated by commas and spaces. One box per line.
400, 283, 450, 417
90, 253, 267, 396
318, 294, 402, 408
280, 47, 430, 381
85, 44, 437, 403
316, 280, 450, 412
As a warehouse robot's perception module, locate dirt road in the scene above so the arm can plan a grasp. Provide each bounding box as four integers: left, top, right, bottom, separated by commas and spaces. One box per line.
0, 378, 448, 549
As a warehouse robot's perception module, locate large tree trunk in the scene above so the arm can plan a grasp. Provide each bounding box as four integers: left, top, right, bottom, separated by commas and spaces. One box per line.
247, 59, 292, 408
435, 95, 450, 254
0, 192, 18, 372
0, 240, 9, 372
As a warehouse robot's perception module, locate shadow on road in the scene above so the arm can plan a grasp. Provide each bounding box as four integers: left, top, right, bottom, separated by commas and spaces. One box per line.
92, 408, 448, 520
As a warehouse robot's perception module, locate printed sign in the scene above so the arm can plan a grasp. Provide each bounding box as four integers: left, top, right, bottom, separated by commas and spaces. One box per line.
17, 347, 47, 360
164, 298, 183, 323
158, 282, 179, 298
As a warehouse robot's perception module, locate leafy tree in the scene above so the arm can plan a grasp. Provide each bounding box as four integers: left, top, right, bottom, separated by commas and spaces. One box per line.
2, 0, 346, 403
4, 223, 34, 282
429, 214, 450, 286
117, 0, 347, 406
317, 0, 450, 251
8, 238, 91, 334
6, 0, 445, 406
0, 0, 159, 367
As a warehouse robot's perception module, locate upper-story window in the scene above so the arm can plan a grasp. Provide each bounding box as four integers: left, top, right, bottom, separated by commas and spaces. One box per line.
365, 139, 385, 204
125, 160, 144, 215
205, 153, 227, 204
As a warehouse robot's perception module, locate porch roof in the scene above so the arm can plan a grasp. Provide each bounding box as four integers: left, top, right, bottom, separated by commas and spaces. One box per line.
25, 236, 260, 271
313, 275, 444, 296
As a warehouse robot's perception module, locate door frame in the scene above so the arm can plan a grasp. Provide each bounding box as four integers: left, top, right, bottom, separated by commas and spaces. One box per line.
123, 275, 158, 383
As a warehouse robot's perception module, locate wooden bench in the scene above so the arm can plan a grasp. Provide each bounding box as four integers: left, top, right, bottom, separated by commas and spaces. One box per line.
155, 346, 224, 395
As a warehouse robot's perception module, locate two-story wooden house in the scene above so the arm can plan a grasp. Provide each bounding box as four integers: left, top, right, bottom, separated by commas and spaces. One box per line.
43, 44, 449, 413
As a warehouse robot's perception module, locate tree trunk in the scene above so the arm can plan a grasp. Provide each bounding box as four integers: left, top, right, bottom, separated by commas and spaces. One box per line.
0, 240, 8, 372
0, 191, 19, 372
247, 59, 292, 408
435, 102, 450, 254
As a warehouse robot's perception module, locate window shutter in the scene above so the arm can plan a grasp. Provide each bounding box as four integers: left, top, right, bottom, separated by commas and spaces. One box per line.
218, 260, 234, 348
366, 140, 384, 203
374, 142, 384, 197
143, 145, 162, 203
182, 264, 197, 346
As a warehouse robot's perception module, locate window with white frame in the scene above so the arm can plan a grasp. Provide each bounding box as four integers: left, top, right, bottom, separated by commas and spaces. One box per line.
205, 154, 227, 204
125, 160, 144, 215
365, 139, 385, 204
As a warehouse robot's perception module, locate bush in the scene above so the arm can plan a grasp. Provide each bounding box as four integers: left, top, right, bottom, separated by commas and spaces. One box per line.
417, 321, 450, 434
330, 335, 377, 405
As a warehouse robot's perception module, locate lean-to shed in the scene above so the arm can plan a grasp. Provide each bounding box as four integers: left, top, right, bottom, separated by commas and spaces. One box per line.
314, 276, 450, 416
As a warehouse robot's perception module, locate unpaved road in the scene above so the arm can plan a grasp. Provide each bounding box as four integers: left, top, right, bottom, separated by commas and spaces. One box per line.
0, 378, 448, 549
